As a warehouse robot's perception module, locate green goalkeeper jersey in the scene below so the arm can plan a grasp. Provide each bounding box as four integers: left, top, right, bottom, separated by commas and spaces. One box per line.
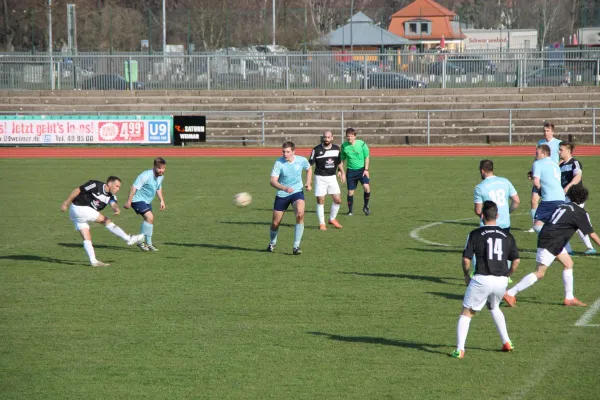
341, 139, 370, 170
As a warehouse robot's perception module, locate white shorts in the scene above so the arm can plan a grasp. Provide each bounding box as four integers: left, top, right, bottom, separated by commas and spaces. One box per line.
314, 175, 341, 197
69, 204, 100, 230
463, 275, 509, 311
536, 248, 567, 266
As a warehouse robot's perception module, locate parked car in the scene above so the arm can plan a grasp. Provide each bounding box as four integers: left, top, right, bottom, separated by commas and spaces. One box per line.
362, 72, 426, 89
80, 74, 144, 90
428, 61, 465, 75
446, 55, 497, 74
524, 67, 571, 87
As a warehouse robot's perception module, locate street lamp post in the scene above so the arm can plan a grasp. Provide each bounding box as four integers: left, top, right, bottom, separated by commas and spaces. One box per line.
272, 0, 276, 46
162, 0, 167, 52
48, 0, 54, 89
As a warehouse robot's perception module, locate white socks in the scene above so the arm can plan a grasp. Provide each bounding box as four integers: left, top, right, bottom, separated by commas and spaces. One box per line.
563, 269, 574, 300
489, 308, 510, 344
83, 240, 97, 264
330, 203, 340, 221
316, 204, 325, 224
507, 273, 538, 297
456, 315, 471, 351
105, 222, 130, 241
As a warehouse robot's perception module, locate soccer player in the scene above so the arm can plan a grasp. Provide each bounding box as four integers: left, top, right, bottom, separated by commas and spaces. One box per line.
267, 141, 311, 255
124, 157, 167, 252
451, 200, 520, 359
559, 142, 596, 255
531, 144, 565, 234
306, 130, 346, 230
504, 185, 600, 308
341, 127, 371, 216
60, 176, 145, 267
474, 160, 520, 231
527, 122, 562, 232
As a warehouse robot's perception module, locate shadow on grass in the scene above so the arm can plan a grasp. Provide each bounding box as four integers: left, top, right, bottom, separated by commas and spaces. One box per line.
407, 247, 463, 254
340, 271, 462, 285
164, 242, 266, 253
252, 208, 317, 214
220, 221, 296, 228
0, 254, 81, 266
426, 291, 464, 301
309, 332, 452, 355
58, 242, 134, 251
309, 331, 499, 355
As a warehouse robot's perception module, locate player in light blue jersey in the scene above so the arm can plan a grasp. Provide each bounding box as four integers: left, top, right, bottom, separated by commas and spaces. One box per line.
474, 160, 520, 231
124, 157, 167, 251
532, 144, 565, 233
536, 122, 561, 164
527, 122, 562, 232
267, 141, 311, 255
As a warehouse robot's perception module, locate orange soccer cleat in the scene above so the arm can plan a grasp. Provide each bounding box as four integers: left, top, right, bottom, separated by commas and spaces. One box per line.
319, 224, 327, 231
564, 298, 587, 307
503, 292, 517, 307
328, 219, 343, 229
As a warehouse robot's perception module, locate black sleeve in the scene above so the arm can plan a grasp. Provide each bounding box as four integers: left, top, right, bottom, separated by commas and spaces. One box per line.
335, 145, 342, 166
462, 233, 474, 259
576, 212, 594, 236
308, 147, 316, 165
507, 234, 520, 261
79, 180, 98, 193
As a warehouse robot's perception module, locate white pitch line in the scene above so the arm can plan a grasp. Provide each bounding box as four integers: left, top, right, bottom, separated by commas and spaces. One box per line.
575, 298, 600, 327
409, 217, 475, 247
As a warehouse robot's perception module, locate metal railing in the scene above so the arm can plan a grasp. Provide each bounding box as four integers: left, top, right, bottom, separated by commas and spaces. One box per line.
1, 51, 599, 91
3, 107, 598, 146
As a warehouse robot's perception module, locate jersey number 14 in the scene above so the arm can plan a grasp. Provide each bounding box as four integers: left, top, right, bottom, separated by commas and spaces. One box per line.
487, 238, 504, 261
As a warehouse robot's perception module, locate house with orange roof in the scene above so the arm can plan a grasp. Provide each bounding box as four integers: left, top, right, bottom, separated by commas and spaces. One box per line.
388, 0, 465, 51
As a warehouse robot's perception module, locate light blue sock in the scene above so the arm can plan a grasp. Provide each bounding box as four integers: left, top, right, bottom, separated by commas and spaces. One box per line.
293, 224, 304, 248
269, 229, 278, 245
530, 209, 537, 221
141, 221, 153, 245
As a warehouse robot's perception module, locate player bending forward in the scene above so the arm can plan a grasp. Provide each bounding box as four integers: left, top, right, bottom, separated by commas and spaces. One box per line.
504, 185, 600, 308
61, 176, 145, 267
451, 200, 520, 359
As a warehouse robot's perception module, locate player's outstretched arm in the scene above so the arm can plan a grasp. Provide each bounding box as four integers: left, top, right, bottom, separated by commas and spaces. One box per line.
305, 167, 313, 191
589, 232, 600, 248
509, 194, 521, 213
110, 201, 120, 215
61, 188, 80, 212
124, 186, 137, 209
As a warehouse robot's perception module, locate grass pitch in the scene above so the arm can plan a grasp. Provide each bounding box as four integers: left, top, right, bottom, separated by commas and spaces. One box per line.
1, 155, 600, 400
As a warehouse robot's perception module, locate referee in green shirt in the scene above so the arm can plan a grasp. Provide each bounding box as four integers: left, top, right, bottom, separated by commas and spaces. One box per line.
340, 127, 371, 215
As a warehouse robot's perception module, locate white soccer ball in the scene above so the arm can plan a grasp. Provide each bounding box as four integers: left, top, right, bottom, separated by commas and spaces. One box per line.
234, 192, 252, 207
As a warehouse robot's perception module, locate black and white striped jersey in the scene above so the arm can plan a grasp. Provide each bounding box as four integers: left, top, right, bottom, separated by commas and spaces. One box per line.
72, 180, 116, 211
560, 157, 583, 189
308, 143, 341, 176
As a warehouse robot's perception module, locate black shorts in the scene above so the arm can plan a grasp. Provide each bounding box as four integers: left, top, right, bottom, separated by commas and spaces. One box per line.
347, 168, 370, 190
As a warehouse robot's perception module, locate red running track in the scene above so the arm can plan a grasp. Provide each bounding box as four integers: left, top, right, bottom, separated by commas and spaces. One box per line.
2, 146, 600, 158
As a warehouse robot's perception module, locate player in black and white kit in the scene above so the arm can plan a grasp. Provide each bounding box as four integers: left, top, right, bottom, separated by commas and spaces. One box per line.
559, 141, 596, 255
306, 130, 346, 230
504, 185, 600, 308
451, 200, 520, 359
60, 176, 144, 267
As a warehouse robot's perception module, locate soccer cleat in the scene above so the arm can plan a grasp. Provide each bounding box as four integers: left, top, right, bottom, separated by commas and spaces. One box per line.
363, 206, 371, 216
503, 292, 517, 307
293, 247, 302, 255
319, 224, 327, 231
91, 261, 110, 267
127, 234, 145, 246
525, 228, 535, 233
138, 243, 150, 252
584, 248, 597, 256
266, 244, 275, 252
450, 350, 464, 359
347, 212, 353, 216
146, 244, 159, 252
508, 277, 513, 284
564, 298, 587, 307
502, 341, 514, 352
328, 219, 342, 229
568, 251, 575, 256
